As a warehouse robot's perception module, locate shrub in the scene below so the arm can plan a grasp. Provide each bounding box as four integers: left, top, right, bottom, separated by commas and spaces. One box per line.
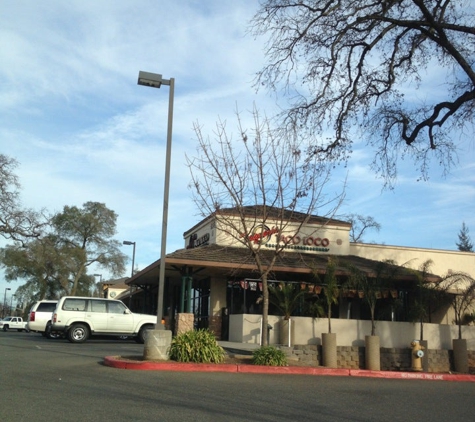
252, 346, 287, 366
169, 329, 225, 363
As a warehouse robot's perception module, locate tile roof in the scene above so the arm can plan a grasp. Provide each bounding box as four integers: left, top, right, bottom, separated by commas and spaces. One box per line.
128, 244, 437, 286
167, 244, 427, 277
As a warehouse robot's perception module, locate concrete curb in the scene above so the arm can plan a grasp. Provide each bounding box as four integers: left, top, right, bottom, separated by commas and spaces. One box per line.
103, 356, 475, 382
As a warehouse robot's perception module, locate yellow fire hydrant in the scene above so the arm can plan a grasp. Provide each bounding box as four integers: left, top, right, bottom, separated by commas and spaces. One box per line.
411, 340, 425, 372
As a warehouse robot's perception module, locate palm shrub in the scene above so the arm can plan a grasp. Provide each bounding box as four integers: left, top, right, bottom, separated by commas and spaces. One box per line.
252, 346, 287, 366
310, 257, 339, 333
269, 282, 306, 319
345, 259, 399, 336
169, 329, 225, 363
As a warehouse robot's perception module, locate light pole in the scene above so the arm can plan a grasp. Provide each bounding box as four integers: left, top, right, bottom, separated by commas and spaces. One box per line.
138, 71, 174, 329
123, 240, 136, 278
3, 288, 11, 318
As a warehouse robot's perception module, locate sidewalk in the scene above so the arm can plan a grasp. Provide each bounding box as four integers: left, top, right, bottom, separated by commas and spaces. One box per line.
104, 341, 475, 382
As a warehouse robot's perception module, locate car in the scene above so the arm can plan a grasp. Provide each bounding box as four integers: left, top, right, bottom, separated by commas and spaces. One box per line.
27, 300, 60, 338
51, 296, 157, 343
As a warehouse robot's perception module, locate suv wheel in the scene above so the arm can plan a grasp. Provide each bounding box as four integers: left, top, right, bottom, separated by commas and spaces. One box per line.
45, 322, 62, 339
67, 323, 89, 343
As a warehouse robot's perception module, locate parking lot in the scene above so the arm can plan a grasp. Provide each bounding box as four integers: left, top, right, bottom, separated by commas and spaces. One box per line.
2, 331, 475, 422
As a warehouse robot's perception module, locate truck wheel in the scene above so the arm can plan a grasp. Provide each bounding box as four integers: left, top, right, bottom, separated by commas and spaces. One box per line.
3, 325, 8, 331
67, 323, 89, 343
135, 324, 153, 344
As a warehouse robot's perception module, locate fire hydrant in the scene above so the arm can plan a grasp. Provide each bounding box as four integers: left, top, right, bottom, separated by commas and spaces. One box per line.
411, 340, 425, 372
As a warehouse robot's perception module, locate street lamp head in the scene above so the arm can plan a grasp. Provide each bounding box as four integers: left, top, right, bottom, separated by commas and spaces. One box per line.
123, 240, 135, 246
138, 71, 172, 88
138, 71, 164, 89
6, 288, 11, 291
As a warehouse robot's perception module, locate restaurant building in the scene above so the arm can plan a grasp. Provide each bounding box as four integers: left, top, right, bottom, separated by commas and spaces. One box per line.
124, 206, 475, 351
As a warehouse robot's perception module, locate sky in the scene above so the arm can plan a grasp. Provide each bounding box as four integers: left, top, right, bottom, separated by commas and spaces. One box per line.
1, 0, 474, 303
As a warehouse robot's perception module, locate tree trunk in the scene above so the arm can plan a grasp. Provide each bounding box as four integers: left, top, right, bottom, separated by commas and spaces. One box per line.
370, 306, 376, 336
261, 274, 269, 346
71, 263, 86, 296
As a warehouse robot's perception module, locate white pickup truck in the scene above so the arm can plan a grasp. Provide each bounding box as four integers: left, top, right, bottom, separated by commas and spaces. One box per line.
0, 316, 29, 332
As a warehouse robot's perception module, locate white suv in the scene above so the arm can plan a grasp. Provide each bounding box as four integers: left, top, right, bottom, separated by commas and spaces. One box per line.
51, 297, 157, 343
27, 300, 58, 337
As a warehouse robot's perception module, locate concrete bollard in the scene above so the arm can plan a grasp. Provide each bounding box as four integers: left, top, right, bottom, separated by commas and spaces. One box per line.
143, 329, 172, 361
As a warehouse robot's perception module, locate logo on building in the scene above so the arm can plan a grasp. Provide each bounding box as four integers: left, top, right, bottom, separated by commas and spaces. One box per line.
244, 224, 279, 245
187, 232, 210, 249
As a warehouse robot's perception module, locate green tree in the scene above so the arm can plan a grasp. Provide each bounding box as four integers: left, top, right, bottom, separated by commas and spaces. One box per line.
251, 1, 475, 186
187, 106, 344, 346
1, 235, 72, 300
51, 201, 126, 295
456, 222, 473, 252
0, 202, 127, 299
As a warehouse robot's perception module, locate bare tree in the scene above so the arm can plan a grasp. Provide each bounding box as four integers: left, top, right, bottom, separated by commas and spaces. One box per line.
187, 106, 345, 346
250, 1, 475, 186
0, 154, 43, 242
346, 214, 381, 242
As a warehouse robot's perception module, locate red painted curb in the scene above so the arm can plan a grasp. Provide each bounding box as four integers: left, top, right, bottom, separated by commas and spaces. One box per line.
104, 356, 238, 372
237, 365, 350, 377
104, 356, 475, 381
349, 369, 475, 382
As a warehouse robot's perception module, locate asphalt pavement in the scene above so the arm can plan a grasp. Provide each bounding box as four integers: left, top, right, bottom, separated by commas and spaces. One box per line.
3, 331, 475, 422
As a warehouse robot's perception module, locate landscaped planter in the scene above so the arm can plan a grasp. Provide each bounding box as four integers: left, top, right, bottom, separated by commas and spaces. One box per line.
280, 318, 295, 347
365, 335, 380, 371
322, 332, 337, 368
453, 339, 469, 373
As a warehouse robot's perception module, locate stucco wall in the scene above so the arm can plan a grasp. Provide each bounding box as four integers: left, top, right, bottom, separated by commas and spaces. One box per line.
210, 277, 227, 316
350, 243, 475, 277
229, 314, 475, 350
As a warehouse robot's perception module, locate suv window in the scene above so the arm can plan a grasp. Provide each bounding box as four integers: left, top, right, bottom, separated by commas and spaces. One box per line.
63, 299, 87, 311
90, 300, 107, 313
108, 301, 127, 314
36, 302, 57, 312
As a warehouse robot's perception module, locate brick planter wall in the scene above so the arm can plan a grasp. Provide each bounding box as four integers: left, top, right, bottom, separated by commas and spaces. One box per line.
277, 344, 471, 373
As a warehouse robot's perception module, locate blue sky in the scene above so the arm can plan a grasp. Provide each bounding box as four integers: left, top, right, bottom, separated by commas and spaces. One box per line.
1, 0, 474, 302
